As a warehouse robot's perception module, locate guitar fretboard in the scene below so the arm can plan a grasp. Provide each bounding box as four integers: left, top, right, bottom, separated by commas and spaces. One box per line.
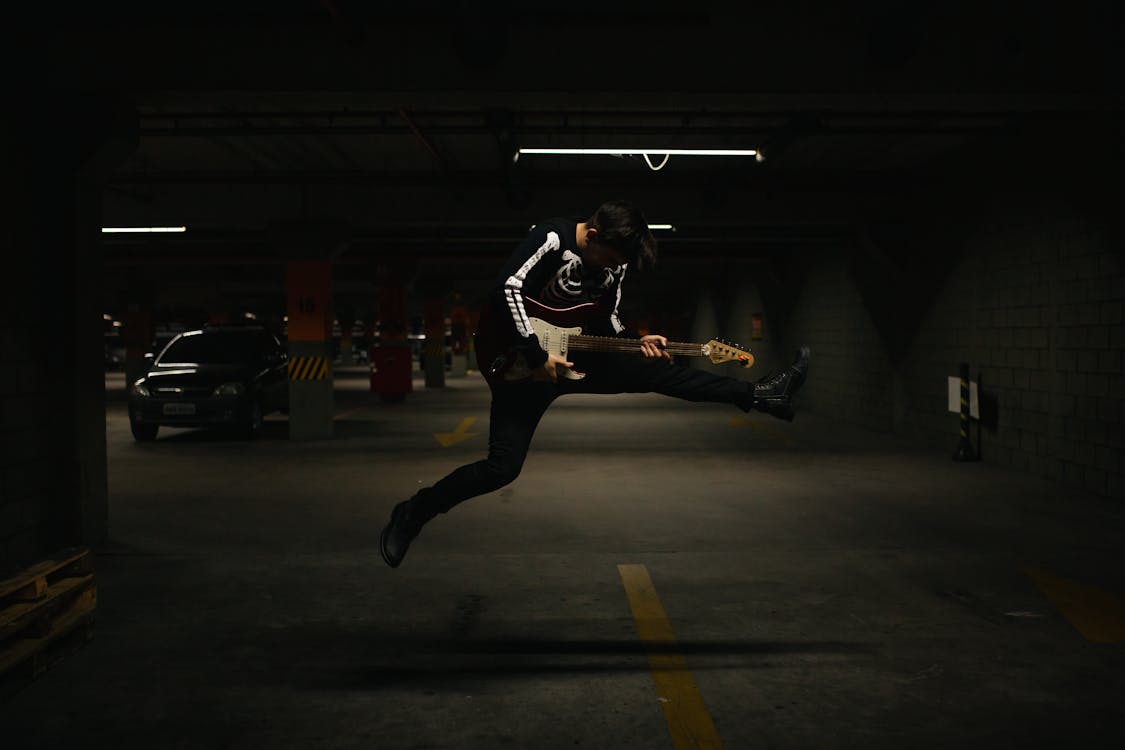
565, 334, 705, 357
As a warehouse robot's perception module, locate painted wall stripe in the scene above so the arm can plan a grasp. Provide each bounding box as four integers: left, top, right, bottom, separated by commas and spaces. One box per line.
618, 564, 725, 750
288, 356, 331, 380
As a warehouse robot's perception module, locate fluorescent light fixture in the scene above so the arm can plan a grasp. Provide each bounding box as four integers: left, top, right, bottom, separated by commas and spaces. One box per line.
101, 226, 187, 233
518, 148, 757, 156
532, 223, 676, 230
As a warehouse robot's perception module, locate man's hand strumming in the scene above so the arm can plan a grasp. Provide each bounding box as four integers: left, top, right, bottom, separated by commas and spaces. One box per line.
532, 353, 576, 382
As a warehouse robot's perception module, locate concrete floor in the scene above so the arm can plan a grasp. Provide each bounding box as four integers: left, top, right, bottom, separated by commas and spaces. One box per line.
4, 366, 1125, 748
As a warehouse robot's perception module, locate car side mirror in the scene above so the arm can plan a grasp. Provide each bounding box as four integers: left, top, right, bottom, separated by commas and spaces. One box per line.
144, 352, 155, 362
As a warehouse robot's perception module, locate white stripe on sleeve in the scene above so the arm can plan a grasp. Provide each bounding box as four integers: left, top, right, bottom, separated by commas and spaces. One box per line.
609, 265, 628, 334
504, 231, 560, 337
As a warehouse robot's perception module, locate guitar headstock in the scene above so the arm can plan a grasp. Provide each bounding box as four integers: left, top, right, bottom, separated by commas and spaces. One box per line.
703, 339, 755, 368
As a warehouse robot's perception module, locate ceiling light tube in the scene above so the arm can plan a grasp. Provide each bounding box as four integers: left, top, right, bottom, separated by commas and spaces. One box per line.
532, 223, 676, 231
518, 148, 757, 156
101, 226, 187, 233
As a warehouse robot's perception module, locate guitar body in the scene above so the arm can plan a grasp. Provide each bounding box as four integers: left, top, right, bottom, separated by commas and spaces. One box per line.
475, 297, 609, 386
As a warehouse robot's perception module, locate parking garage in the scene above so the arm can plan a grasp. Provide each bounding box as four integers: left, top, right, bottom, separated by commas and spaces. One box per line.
2, 5, 1124, 748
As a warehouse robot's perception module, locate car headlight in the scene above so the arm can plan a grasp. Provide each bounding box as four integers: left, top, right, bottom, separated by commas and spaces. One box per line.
213, 382, 245, 397
131, 382, 151, 397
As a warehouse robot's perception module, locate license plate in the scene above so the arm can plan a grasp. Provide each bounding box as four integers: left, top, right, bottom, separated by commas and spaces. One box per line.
163, 402, 196, 416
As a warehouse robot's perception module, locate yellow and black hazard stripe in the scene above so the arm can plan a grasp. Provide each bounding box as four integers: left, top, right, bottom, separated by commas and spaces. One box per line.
288, 356, 330, 380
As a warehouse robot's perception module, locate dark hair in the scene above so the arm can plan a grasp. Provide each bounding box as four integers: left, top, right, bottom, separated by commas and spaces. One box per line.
588, 199, 657, 271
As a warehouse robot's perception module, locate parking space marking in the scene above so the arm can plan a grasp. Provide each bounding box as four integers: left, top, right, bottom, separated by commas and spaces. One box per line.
729, 415, 794, 446
334, 405, 368, 421
1026, 568, 1125, 643
617, 564, 725, 750
434, 417, 478, 447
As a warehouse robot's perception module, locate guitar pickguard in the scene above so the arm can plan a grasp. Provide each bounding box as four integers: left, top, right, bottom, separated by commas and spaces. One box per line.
527, 317, 585, 380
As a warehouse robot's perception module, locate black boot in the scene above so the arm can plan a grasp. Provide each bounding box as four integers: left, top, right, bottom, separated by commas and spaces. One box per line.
380, 494, 435, 568
753, 346, 810, 421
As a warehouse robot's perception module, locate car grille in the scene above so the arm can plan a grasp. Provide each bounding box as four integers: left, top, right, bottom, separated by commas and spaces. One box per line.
152, 386, 214, 398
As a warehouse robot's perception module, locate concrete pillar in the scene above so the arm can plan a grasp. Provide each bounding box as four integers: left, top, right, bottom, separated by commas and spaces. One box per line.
725, 272, 781, 380
339, 329, 354, 365
286, 260, 334, 440
449, 303, 469, 378
371, 265, 414, 402
467, 308, 480, 372
121, 303, 153, 393
1, 92, 135, 568
424, 297, 446, 388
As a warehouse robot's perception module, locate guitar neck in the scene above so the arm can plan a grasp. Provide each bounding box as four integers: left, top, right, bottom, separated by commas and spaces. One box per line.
567, 334, 705, 357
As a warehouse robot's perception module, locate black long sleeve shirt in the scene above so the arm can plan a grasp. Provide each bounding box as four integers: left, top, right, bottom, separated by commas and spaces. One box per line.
488, 217, 629, 368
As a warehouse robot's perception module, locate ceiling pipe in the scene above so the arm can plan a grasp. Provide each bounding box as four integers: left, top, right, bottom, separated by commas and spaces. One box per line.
397, 107, 452, 177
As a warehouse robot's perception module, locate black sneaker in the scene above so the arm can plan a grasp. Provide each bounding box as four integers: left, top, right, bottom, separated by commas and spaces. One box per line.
753, 346, 810, 399
380, 500, 425, 568
753, 346, 810, 420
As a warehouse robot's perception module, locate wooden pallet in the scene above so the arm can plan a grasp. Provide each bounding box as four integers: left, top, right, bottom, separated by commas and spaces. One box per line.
0, 547, 97, 694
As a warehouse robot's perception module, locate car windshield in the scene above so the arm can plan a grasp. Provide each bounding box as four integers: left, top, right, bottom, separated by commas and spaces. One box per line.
158, 332, 266, 365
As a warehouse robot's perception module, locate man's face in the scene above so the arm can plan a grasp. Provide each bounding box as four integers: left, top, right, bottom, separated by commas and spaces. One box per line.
584, 236, 626, 271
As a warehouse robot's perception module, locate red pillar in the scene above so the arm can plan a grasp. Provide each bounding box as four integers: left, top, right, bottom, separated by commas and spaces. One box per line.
371, 280, 412, 401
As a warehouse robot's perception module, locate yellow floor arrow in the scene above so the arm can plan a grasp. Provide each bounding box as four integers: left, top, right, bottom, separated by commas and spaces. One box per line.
434, 417, 479, 447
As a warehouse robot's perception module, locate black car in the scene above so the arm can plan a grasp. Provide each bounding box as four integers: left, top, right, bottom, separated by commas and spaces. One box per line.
128, 326, 288, 441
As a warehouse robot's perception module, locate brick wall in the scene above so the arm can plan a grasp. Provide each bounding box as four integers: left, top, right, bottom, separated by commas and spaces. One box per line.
779, 196, 1124, 500
903, 196, 1124, 499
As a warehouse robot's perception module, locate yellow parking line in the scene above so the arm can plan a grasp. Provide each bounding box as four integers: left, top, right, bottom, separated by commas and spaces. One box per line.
334, 405, 367, 421
729, 415, 794, 446
617, 564, 725, 750
1026, 568, 1125, 643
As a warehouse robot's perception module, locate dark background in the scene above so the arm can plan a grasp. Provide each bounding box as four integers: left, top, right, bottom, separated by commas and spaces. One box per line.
2, 1, 1123, 566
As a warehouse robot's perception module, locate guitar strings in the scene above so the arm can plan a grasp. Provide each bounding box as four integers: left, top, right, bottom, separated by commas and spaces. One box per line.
564, 335, 705, 356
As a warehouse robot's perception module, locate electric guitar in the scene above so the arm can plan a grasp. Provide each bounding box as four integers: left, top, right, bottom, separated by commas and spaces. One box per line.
474, 295, 754, 386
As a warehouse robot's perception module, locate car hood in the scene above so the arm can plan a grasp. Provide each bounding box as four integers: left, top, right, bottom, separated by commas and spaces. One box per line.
142, 363, 265, 388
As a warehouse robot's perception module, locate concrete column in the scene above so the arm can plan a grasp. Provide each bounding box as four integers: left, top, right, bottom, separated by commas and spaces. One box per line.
121, 303, 153, 392
372, 265, 414, 402
725, 272, 781, 380
449, 303, 469, 378
339, 328, 354, 365
286, 260, 334, 440
1, 92, 135, 569
424, 298, 446, 388
467, 308, 480, 372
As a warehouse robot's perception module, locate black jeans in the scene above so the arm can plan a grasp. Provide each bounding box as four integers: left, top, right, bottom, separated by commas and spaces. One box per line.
412, 353, 755, 518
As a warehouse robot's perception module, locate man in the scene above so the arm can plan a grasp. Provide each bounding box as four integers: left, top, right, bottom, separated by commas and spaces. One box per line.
381, 200, 809, 568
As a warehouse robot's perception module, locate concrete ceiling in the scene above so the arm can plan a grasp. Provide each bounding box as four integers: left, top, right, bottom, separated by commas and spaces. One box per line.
26, 3, 1125, 278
